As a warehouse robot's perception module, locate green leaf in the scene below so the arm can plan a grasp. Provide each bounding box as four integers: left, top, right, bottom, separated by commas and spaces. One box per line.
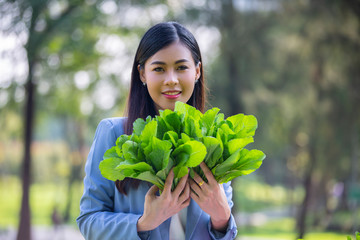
220, 123, 234, 135
214, 149, 241, 175
185, 141, 207, 167
115, 160, 153, 173
163, 131, 179, 147
243, 115, 258, 134
184, 116, 202, 139
156, 157, 174, 181
103, 146, 119, 159
201, 107, 220, 135
122, 140, 139, 163
214, 113, 225, 127
216, 128, 226, 147
100, 101, 265, 188
115, 135, 130, 156
188, 107, 203, 123
173, 165, 189, 179
116, 134, 131, 147
172, 140, 207, 168
233, 115, 258, 138
202, 136, 223, 169
174, 101, 188, 115
140, 120, 157, 147
161, 109, 182, 134
178, 133, 191, 145
133, 118, 147, 136
227, 137, 254, 155
144, 137, 172, 172
134, 171, 164, 190
99, 157, 125, 181
226, 114, 245, 132
216, 169, 247, 183
155, 116, 168, 140
234, 149, 266, 172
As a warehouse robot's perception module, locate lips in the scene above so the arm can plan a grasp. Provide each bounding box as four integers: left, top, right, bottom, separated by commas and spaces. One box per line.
162, 90, 181, 99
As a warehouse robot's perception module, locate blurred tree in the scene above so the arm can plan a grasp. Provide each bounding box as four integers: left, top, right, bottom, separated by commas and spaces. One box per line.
286, 0, 360, 237
1, 0, 359, 237
180, 0, 359, 235
33, 0, 173, 222
0, 1, 89, 239
0, 0, 178, 235
0, 0, 103, 238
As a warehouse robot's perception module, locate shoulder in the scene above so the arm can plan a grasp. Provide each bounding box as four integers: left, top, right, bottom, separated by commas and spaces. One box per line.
96, 117, 127, 139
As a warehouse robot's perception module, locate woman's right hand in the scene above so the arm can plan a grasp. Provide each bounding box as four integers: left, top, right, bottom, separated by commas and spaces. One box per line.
137, 169, 190, 232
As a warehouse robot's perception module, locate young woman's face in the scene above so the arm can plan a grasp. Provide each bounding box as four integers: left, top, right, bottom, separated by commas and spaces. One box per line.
139, 41, 201, 111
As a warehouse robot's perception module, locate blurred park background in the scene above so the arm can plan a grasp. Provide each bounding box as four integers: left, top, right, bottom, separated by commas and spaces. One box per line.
0, 0, 359, 239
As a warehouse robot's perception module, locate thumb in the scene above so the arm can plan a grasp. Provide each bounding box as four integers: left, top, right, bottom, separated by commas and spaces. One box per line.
146, 184, 159, 198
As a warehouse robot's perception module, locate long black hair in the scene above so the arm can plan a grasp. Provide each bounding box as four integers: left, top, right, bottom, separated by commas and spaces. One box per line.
116, 22, 207, 194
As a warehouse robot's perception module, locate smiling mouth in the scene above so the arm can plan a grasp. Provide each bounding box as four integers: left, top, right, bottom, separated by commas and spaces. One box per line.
163, 91, 181, 95
162, 91, 181, 99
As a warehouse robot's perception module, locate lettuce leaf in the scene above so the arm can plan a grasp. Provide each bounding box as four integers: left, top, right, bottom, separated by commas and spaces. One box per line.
99, 101, 266, 190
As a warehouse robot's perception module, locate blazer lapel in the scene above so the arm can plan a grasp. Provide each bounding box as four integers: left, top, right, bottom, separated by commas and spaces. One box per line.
185, 199, 202, 240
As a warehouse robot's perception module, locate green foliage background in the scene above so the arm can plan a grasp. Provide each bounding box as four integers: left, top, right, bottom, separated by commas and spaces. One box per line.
0, 0, 359, 239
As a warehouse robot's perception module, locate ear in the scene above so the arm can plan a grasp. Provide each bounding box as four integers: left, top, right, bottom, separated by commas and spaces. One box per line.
138, 64, 146, 84
195, 62, 201, 80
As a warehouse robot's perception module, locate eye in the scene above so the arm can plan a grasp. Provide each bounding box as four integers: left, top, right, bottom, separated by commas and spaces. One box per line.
177, 65, 189, 71
153, 67, 164, 72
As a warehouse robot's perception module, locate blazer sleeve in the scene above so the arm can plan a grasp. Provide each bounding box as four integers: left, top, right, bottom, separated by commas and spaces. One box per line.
208, 181, 238, 240
76, 119, 143, 240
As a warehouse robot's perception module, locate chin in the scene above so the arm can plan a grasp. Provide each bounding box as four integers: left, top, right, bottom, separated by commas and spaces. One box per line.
167, 103, 176, 111
156, 103, 175, 111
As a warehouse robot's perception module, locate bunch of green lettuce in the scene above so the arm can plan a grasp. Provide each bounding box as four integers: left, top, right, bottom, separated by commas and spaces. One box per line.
99, 101, 265, 190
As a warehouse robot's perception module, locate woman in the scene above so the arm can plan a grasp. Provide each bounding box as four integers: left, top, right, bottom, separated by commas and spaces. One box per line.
77, 22, 238, 240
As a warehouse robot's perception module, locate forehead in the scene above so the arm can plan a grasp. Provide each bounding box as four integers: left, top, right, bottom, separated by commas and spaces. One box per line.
146, 41, 194, 64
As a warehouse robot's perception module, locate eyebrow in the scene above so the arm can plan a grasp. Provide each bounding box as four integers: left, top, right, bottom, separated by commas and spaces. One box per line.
150, 59, 190, 65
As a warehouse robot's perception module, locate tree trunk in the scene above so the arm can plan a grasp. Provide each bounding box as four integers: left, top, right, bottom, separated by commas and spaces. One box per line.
296, 151, 315, 239
17, 62, 35, 240
63, 120, 86, 222
221, 0, 245, 115
350, 91, 359, 233
296, 54, 324, 239
14, 2, 81, 234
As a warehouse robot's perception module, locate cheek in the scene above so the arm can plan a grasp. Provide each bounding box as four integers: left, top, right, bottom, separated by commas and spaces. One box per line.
182, 74, 196, 92
147, 84, 161, 100
181, 79, 196, 100
146, 75, 162, 94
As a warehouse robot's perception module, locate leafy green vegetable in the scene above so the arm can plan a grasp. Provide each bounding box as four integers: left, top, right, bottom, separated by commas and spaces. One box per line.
347, 232, 360, 240
99, 101, 266, 190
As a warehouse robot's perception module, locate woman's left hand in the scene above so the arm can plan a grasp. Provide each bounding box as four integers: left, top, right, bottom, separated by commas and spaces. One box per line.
189, 162, 231, 232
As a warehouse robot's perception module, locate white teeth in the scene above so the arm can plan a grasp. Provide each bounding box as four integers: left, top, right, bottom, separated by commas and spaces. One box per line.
164, 92, 180, 95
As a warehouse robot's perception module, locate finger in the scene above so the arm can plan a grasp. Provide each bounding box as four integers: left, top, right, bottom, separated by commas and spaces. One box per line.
173, 171, 189, 197
189, 178, 202, 195
146, 185, 159, 199
180, 197, 191, 208
190, 188, 200, 202
178, 182, 190, 204
192, 171, 206, 187
199, 162, 216, 185
163, 168, 174, 194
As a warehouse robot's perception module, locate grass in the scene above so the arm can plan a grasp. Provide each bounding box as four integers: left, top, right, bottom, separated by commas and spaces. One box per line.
0, 176, 83, 227
0, 176, 22, 226
232, 177, 358, 240
232, 175, 303, 213
1, 174, 357, 240
238, 218, 351, 240
238, 233, 350, 240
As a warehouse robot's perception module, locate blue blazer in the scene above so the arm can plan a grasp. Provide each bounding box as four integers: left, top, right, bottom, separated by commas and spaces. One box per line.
77, 118, 238, 240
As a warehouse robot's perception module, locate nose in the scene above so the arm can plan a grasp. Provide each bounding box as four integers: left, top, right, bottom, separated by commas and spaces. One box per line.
164, 70, 179, 85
